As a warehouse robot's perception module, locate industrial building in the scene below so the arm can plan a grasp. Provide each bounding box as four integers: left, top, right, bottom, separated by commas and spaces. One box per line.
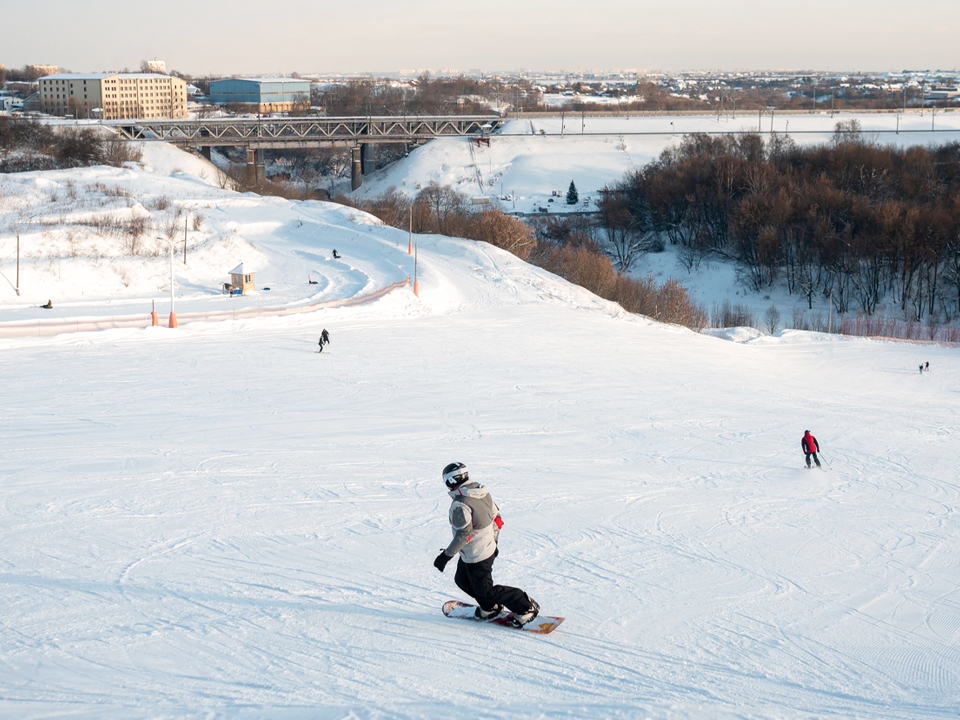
208, 78, 311, 113
38, 73, 188, 120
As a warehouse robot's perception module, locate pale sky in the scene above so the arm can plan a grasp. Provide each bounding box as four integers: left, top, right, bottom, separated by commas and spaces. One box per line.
4, 0, 958, 76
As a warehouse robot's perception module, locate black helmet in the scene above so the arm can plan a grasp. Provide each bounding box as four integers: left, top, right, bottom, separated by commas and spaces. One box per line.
442, 462, 469, 490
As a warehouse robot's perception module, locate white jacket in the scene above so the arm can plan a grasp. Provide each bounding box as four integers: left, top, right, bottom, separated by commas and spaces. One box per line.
444, 482, 501, 563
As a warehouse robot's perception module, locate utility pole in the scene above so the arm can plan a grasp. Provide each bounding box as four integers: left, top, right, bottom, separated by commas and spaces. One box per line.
161, 238, 178, 328
828, 290, 834, 333
15, 222, 20, 296
183, 211, 188, 264
413, 234, 419, 297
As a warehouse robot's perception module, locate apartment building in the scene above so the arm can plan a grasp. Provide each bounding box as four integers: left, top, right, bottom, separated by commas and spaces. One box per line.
39, 73, 188, 119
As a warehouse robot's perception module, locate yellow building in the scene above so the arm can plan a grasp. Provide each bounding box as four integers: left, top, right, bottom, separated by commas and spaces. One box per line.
229, 264, 255, 295
39, 73, 187, 120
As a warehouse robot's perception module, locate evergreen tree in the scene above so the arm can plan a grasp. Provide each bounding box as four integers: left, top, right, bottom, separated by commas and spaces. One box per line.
566, 180, 579, 205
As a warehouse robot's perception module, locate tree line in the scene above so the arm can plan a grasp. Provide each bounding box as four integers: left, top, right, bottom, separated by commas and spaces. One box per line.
0, 117, 141, 172
598, 124, 960, 324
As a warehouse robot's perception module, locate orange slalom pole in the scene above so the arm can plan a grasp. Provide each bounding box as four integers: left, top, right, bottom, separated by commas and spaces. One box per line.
168, 312, 178, 329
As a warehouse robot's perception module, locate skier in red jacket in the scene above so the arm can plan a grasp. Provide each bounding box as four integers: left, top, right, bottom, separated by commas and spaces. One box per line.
801, 430, 821, 469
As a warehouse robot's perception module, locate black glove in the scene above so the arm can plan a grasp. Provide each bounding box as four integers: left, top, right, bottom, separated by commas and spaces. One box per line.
434, 550, 451, 572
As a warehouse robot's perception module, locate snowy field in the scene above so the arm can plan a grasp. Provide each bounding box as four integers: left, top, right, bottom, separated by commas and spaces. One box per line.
356, 111, 960, 216
1, 143, 959, 718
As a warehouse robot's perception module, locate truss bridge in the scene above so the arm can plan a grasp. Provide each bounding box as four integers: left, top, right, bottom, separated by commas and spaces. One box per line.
113, 115, 503, 189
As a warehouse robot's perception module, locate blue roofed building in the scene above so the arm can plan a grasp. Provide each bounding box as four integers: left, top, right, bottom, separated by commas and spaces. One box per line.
208, 78, 311, 113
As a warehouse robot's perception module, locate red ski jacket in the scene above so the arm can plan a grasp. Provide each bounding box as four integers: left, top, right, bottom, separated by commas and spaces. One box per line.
801, 433, 819, 454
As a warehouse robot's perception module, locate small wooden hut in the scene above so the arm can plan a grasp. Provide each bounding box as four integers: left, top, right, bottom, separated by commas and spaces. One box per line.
228, 264, 255, 295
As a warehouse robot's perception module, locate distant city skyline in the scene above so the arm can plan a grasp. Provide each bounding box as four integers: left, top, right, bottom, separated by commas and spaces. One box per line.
3, 0, 958, 76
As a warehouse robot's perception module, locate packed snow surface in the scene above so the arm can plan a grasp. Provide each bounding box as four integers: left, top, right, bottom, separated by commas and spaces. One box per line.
2, 141, 960, 719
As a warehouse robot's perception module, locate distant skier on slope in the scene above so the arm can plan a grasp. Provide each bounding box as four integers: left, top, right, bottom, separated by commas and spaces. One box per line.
801, 430, 821, 469
433, 462, 540, 627
321, 328, 330, 346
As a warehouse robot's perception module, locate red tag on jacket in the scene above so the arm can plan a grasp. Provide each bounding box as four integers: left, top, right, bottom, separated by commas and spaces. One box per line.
494, 516, 503, 530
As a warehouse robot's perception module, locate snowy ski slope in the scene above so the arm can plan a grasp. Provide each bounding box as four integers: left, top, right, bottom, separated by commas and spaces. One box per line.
1, 142, 959, 719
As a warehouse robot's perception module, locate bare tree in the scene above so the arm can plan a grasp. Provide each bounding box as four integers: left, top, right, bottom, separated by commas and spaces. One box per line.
764, 304, 781, 333
597, 190, 654, 272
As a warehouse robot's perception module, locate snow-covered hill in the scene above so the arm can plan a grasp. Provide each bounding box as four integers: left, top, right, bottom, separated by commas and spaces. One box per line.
0, 143, 410, 324
1, 143, 959, 719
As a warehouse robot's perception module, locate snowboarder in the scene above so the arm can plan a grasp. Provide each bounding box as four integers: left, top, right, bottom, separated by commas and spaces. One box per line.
801, 430, 821, 469
919, 364, 924, 374
332, 249, 341, 259
41, 300, 52, 309
433, 462, 540, 627
925, 361, 930, 371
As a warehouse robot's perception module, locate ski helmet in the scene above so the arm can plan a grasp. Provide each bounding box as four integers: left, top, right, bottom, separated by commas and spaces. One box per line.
442, 462, 469, 490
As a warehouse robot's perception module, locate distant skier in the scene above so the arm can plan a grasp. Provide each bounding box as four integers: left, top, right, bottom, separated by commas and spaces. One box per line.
925, 361, 930, 371
801, 430, 821, 469
41, 299, 52, 309
332, 249, 341, 259
321, 328, 330, 346
919, 364, 924, 374
433, 462, 540, 627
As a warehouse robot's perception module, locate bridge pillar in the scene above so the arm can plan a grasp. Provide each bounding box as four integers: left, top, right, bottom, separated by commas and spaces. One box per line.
351, 145, 363, 191
199, 146, 212, 161
245, 147, 265, 185
361, 143, 375, 175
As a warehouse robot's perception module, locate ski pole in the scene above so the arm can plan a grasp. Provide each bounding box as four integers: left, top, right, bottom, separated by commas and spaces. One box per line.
819, 453, 831, 470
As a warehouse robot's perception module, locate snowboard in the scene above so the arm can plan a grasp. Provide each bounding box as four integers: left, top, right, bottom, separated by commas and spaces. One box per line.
442, 600, 564, 634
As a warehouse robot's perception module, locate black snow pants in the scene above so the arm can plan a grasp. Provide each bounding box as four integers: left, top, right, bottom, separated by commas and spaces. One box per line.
454, 550, 533, 614
805, 452, 820, 468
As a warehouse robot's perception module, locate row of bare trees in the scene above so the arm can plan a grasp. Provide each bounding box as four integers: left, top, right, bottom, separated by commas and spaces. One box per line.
599, 126, 960, 323
319, 75, 528, 116
0, 117, 141, 172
